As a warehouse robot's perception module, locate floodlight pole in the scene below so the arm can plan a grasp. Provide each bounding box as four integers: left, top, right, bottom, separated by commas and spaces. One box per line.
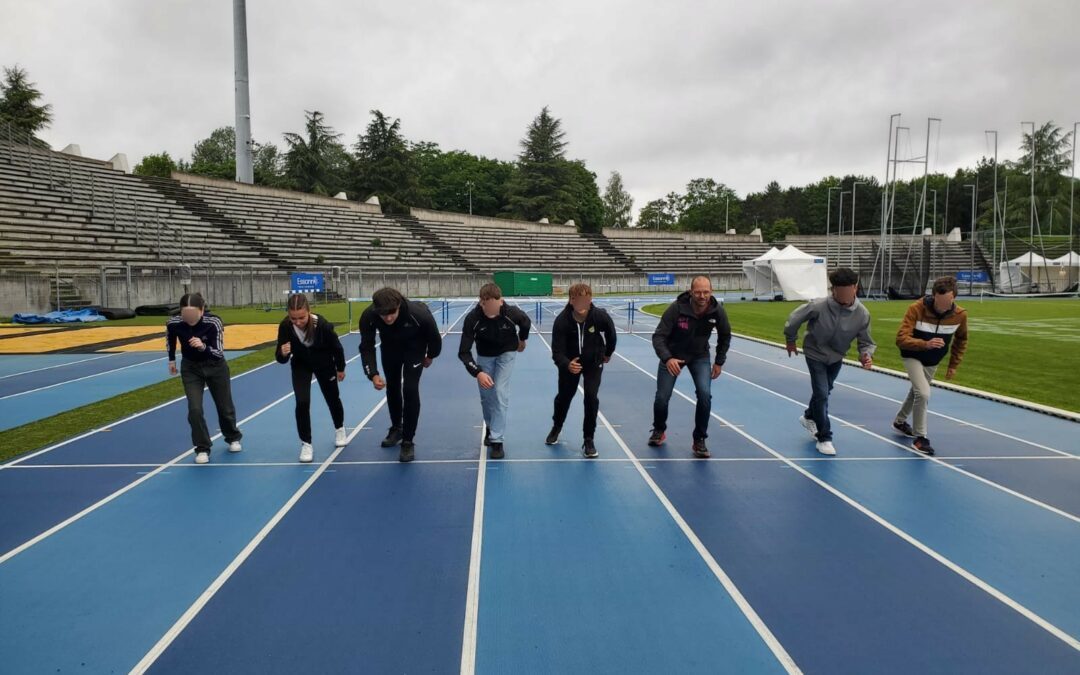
233, 0, 254, 184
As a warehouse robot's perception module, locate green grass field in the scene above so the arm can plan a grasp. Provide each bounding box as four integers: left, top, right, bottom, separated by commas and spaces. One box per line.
0, 301, 369, 463
643, 298, 1080, 413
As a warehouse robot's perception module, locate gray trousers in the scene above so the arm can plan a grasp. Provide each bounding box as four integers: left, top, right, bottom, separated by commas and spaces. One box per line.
895, 358, 939, 438
181, 358, 242, 452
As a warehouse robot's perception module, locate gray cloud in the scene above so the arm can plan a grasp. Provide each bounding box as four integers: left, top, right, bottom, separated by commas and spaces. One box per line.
2, 0, 1077, 218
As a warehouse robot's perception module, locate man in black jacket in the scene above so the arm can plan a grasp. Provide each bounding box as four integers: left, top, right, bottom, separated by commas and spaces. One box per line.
547, 283, 617, 458
359, 287, 442, 462
650, 276, 732, 458
458, 283, 531, 459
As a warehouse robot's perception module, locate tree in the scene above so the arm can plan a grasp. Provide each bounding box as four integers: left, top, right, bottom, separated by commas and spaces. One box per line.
602, 171, 634, 229
762, 217, 799, 243
189, 126, 285, 186
505, 106, 575, 223
637, 197, 678, 230
352, 110, 420, 213
564, 160, 604, 232
133, 152, 178, 178
414, 144, 513, 216
677, 178, 738, 232
0, 65, 52, 142
283, 110, 349, 196
190, 126, 237, 179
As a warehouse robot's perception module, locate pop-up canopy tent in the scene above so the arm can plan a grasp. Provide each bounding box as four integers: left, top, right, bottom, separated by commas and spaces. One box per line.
1052, 251, 1080, 291
742, 245, 828, 300
997, 251, 1055, 293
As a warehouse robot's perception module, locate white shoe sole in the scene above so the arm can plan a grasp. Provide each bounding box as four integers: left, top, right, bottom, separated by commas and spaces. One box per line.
799, 416, 818, 439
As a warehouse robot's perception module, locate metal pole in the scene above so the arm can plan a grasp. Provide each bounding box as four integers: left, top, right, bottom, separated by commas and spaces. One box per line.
838, 191, 850, 267
851, 181, 866, 268
233, 0, 254, 183
966, 184, 976, 295
1071, 122, 1077, 288
725, 195, 730, 232
1023, 121, 1036, 248
826, 186, 840, 266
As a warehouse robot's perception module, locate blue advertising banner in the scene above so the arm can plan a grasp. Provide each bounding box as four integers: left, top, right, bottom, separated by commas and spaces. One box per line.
647, 273, 676, 286
290, 273, 324, 293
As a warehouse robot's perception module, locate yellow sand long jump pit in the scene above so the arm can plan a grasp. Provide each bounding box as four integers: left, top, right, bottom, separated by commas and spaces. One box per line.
104, 324, 279, 352
0, 327, 165, 354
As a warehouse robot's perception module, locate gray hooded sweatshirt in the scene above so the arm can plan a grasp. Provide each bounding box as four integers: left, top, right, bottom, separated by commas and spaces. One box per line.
783, 296, 876, 365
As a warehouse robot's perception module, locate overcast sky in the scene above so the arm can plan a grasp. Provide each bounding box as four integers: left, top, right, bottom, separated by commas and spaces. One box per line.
2, 0, 1078, 218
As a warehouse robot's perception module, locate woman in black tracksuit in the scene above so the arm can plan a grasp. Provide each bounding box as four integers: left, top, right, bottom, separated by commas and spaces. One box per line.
548, 283, 617, 457
276, 294, 347, 463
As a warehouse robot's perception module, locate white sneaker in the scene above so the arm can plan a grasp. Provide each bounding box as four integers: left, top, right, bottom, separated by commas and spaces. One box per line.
194, 451, 210, 464
334, 427, 348, 447
299, 442, 314, 463
816, 440, 837, 456
228, 441, 243, 453
799, 416, 819, 439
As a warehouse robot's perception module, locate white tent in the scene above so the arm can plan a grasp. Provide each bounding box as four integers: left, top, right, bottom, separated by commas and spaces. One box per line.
742, 245, 828, 300
1052, 251, 1080, 291
997, 251, 1056, 293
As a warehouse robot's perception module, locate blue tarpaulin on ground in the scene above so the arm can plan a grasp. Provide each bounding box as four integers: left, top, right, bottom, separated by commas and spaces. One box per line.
12, 309, 106, 324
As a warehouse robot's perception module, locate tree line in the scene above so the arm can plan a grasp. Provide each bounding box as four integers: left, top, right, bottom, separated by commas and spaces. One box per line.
3, 64, 1074, 240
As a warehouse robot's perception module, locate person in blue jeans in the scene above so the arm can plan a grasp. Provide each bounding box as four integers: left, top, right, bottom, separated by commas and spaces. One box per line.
458, 283, 531, 459
649, 276, 732, 458
783, 267, 875, 456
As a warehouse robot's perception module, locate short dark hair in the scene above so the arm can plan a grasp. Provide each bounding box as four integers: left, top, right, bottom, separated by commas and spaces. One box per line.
829, 268, 859, 287
179, 292, 205, 309
372, 287, 405, 315
479, 283, 502, 301
932, 276, 958, 296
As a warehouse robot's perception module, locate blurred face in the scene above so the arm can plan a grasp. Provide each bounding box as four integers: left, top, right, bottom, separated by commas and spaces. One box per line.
379, 307, 400, 325
570, 293, 592, 316
288, 307, 310, 329
831, 284, 858, 307
480, 298, 503, 318
180, 306, 203, 326
933, 290, 956, 312
690, 279, 712, 312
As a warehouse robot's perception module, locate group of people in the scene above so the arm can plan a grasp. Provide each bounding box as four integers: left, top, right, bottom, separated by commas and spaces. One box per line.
166, 269, 967, 464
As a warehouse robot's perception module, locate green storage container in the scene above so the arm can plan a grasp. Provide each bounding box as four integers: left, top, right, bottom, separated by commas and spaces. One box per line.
493, 271, 553, 297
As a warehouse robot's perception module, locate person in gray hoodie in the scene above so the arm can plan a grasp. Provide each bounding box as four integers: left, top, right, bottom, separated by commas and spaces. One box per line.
783, 268, 875, 456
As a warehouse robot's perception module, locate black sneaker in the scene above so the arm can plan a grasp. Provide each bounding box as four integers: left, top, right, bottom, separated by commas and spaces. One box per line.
545, 426, 561, 445
483, 427, 491, 447
582, 438, 598, 458
489, 442, 504, 460
647, 429, 666, 446
893, 420, 915, 437
692, 439, 710, 458
912, 436, 935, 456
399, 441, 415, 463
381, 427, 403, 448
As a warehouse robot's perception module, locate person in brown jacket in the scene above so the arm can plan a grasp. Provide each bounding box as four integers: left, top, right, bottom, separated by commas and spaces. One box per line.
892, 276, 969, 455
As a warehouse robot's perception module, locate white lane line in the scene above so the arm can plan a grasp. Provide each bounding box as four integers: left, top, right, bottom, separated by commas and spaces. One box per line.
728, 346, 1077, 458
129, 398, 387, 674
627, 332, 1080, 525
0, 356, 167, 400
611, 346, 1080, 652
0, 353, 120, 381
459, 424, 488, 675
535, 331, 802, 674
0, 388, 299, 565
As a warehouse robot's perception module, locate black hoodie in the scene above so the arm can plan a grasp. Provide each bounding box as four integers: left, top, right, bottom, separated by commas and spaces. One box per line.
458, 302, 532, 377
359, 300, 442, 380
275, 314, 346, 374
550, 303, 617, 370
652, 291, 732, 366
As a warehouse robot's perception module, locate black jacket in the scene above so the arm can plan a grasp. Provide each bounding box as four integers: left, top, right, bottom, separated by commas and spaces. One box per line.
359, 300, 442, 380
166, 312, 225, 362
550, 303, 617, 370
458, 302, 532, 377
652, 291, 732, 366
275, 314, 346, 374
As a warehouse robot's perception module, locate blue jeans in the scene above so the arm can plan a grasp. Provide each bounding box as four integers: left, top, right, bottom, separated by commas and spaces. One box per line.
653, 357, 713, 440
805, 357, 843, 441
476, 352, 517, 443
